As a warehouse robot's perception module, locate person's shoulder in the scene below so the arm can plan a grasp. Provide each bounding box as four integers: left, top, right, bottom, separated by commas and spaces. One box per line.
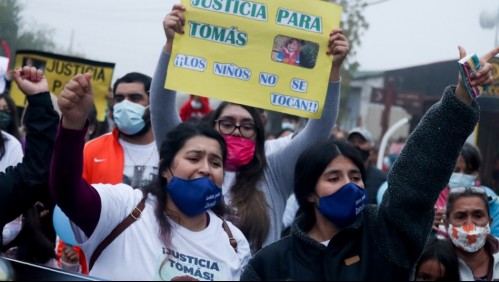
1, 131, 22, 152
1, 130, 17, 142
93, 183, 136, 197
94, 183, 146, 208
84, 132, 115, 148
253, 236, 292, 260
368, 165, 387, 177
482, 185, 497, 197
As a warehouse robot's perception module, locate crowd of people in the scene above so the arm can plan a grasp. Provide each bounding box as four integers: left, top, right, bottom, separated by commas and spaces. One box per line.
1, 2, 499, 281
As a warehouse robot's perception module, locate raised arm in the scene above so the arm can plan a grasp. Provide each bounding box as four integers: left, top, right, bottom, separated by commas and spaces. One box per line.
0, 67, 59, 226
50, 73, 101, 237
376, 46, 498, 268
150, 3, 186, 151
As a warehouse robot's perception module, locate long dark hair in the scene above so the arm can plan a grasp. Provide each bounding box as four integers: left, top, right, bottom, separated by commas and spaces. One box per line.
294, 140, 365, 229
0, 94, 21, 160
145, 122, 227, 277
460, 142, 481, 174
415, 236, 460, 281
209, 102, 269, 252
0, 94, 21, 140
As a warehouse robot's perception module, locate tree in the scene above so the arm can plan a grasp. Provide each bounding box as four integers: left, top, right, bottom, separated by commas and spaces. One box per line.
327, 0, 370, 126
0, 0, 57, 63
328, 0, 369, 77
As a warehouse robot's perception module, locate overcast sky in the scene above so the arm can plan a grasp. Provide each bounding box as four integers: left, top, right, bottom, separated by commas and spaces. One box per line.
20, 0, 499, 82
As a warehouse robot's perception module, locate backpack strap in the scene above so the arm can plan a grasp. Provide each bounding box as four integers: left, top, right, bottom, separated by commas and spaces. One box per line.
89, 192, 147, 271
220, 216, 238, 253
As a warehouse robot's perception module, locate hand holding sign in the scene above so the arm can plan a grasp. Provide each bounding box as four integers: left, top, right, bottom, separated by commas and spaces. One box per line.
456, 46, 499, 105
164, 3, 186, 53
58, 73, 94, 130
327, 29, 349, 81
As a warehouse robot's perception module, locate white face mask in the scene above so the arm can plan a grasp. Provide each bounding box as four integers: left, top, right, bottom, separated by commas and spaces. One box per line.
281, 122, 296, 131
113, 100, 149, 135
448, 172, 476, 189
190, 100, 203, 109
447, 223, 490, 253
2, 219, 22, 246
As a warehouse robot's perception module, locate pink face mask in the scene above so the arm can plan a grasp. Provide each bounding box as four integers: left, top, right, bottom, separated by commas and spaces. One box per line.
223, 135, 256, 172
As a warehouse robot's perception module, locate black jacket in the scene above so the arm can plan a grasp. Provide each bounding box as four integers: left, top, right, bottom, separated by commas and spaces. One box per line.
241, 86, 480, 281
365, 164, 387, 204
0, 92, 59, 231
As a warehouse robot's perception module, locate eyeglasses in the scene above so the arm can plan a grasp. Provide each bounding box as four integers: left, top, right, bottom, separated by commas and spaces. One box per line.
216, 119, 257, 138
449, 186, 486, 195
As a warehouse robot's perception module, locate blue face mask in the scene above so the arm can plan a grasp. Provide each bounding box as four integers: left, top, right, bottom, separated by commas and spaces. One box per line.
448, 172, 476, 189
317, 182, 367, 228
113, 100, 148, 135
166, 176, 222, 217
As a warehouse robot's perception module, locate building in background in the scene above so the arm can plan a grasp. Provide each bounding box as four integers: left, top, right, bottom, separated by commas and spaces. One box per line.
343, 58, 499, 191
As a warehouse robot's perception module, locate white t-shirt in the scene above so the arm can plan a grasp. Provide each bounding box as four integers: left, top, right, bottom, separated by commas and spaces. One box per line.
119, 139, 159, 189
0, 131, 23, 172
74, 184, 251, 281
282, 194, 299, 229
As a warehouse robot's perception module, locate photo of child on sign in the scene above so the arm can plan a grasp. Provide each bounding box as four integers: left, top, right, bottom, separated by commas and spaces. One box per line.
272, 35, 319, 69
276, 37, 301, 66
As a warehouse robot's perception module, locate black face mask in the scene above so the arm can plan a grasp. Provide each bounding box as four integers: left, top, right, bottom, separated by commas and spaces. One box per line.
355, 147, 370, 162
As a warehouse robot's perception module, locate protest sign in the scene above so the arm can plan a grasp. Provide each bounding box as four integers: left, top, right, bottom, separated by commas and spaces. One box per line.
11, 50, 114, 121
166, 0, 342, 119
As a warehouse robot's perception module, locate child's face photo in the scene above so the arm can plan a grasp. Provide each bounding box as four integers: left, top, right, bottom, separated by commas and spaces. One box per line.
287, 40, 300, 53
271, 35, 319, 69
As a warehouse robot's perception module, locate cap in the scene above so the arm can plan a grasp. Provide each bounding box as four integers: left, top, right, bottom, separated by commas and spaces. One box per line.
348, 127, 374, 146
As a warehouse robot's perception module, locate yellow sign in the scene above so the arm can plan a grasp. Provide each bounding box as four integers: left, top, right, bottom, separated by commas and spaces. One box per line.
166, 0, 343, 119
11, 50, 115, 121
